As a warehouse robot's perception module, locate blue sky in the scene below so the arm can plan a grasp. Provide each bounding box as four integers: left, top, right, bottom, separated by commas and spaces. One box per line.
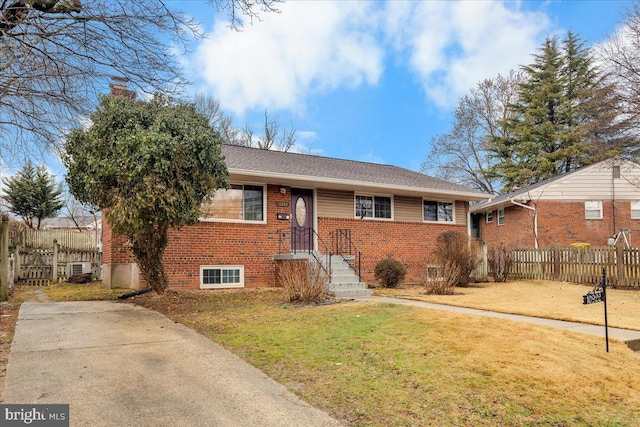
174, 0, 633, 173
34, 0, 632, 180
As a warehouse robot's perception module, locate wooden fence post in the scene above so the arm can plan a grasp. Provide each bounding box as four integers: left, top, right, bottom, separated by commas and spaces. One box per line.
1, 215, 9, 301
15, 244, 21, 281
52, 239, 58, 284
616, 244, 626, 287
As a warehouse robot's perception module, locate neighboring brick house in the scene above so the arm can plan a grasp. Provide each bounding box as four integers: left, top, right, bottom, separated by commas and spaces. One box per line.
102, 145, 488, 291
470, 158, 640, 249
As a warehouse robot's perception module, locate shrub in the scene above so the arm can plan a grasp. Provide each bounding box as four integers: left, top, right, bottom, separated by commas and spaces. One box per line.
487, 244, 513, 282
374, 258, 407, 288
432, 231, 479, 287
277, 259, 329, 304
423, 259, 459, 295
569, 242, 591, 249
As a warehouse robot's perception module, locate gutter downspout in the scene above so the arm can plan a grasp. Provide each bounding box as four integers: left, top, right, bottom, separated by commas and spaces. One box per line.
510, 199, 538, 249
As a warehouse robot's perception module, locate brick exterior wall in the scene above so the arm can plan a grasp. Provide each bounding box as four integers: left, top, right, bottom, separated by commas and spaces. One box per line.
317, 217, 467, 283
480, 200, 640, 248
103, 184, 472, 289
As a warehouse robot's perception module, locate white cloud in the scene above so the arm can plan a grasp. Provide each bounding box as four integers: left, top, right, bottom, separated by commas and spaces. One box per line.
384, 1, 550, 108
188, 1, 551, 115
189, 1, 384, 115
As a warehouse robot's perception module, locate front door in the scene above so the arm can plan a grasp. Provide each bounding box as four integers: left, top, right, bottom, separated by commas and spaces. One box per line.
291, 188, 314, 251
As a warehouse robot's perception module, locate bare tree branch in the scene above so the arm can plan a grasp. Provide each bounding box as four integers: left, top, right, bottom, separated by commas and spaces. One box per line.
0, 0, 278, 164
422, 71, 523, 194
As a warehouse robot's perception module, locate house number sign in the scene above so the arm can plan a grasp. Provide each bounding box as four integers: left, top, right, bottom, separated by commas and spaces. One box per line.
582, 268, 609, 352
276, 202, 289, 207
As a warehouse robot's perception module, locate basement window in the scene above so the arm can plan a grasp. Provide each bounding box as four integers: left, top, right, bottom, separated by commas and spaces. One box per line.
200, 265, 244, 289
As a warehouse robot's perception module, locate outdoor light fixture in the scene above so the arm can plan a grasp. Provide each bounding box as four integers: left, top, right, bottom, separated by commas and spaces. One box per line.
280, 187, 287, 194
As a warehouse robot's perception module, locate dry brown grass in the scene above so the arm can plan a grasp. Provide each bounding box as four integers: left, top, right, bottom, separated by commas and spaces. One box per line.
374, 279, 640, 330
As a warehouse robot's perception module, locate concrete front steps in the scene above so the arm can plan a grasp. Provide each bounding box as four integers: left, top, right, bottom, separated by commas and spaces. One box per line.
274, 252, 371, 298
327, 255, 372, 298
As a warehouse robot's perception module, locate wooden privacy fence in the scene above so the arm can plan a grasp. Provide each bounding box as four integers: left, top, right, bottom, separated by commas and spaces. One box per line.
10, 228, 100, 250
512, 246, 640, 288
15, 242, 101, 286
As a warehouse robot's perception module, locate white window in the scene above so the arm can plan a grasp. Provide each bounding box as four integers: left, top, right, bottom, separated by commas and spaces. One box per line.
200, 265, 244, 289
423, 200, 454, 222
497, 209, 505, 226
355, 195, 392, 219
201, 184, 265, 222
632, 201, 640, 219
486, 211, 493, 223
585, 200, 603, 220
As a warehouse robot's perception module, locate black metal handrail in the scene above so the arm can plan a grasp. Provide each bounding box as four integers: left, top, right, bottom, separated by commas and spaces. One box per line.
331, 228, 362, 281
284, 227, 332, 280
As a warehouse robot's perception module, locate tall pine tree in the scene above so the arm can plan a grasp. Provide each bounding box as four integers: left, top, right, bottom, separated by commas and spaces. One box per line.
489, 32, 634, 190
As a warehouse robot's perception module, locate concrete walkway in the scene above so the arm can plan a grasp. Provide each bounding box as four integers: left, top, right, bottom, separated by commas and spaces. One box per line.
2, 301, 342, 427
354, 296, 640, 351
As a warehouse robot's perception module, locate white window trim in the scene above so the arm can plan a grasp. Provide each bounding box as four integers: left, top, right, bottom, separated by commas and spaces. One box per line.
422, 199, 455, 224
631, 201, 640, 220
354, 193, 394, 221
200, 265, 245, 289
200, 183, 267, 224
486, 211, 493, 223
497, 209, 505, 226
585, 200, 603, 220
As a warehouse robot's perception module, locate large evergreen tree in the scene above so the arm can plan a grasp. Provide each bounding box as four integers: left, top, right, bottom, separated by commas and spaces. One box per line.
2, 161, 64, 229
489, 32, 634, 190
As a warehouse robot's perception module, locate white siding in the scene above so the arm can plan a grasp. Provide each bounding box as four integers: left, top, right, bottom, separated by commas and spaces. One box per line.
526, 161, 640, 201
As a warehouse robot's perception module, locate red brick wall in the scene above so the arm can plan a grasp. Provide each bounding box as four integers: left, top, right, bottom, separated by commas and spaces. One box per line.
104, 185, 471, 288
317, 217, 468, 284
103, 184, 292, 288
101, 216, 135, 264
480, 200, 640, 248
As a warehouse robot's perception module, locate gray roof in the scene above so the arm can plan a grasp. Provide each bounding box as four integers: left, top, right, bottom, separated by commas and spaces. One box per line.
220, 145, 488, 200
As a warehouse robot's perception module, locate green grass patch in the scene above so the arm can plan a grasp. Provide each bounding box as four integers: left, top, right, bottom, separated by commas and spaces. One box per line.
133, 290, 640, 427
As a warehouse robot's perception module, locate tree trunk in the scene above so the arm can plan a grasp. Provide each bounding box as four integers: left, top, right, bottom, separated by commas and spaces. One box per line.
130, 221, 169, 294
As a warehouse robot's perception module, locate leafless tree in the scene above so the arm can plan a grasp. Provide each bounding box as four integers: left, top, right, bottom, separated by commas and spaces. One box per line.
238, 110, 296, 151
193, 93, 241, 145
0, 0, 280, 162
599, 1, 640, 151
61, 185, 97, 231
422, 71, 524, 194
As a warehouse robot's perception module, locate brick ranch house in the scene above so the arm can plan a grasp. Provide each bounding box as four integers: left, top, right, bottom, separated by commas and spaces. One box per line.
102, 145, 488, 294
470, 158, 640, 249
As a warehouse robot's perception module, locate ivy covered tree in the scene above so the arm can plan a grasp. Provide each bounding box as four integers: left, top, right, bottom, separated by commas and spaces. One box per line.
64, 94, 228, 293
2, 161, 64, 229
489, 32, 635, 190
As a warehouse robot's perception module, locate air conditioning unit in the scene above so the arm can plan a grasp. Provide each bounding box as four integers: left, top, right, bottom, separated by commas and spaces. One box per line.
66, 262, 92, 277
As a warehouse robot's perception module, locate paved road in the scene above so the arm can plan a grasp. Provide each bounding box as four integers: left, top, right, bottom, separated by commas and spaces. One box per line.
2, 301, 343, 427
355, 296, 640, 351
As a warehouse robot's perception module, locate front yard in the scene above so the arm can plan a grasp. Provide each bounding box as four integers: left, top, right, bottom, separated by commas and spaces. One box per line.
373, 280, 640, 331
4, 281, 640, 426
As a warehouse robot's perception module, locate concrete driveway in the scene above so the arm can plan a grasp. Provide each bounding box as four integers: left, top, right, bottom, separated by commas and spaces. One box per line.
2, 301, 342, 427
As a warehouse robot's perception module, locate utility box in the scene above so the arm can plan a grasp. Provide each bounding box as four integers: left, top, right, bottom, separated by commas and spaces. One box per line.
66, 262, 92, 278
